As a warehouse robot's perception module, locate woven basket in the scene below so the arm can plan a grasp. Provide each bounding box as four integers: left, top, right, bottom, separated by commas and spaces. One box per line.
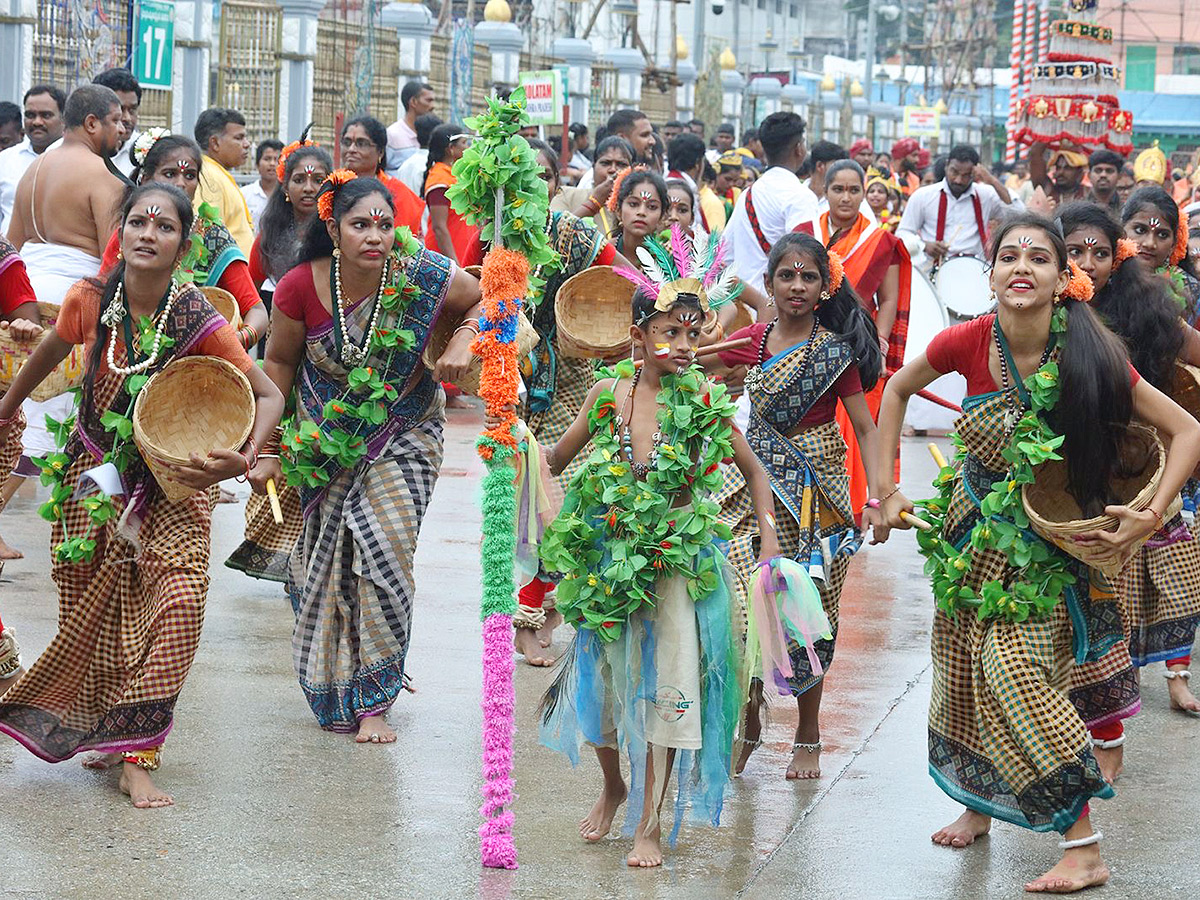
133, 356, 255, 502
422, 311, 539, 395
200, 285, 242, 330
554, 266, 635, 359
729, 300, 754, 334
463, 265, 483, 279
0, 301, 86, 402
1022, 423, 1180, 578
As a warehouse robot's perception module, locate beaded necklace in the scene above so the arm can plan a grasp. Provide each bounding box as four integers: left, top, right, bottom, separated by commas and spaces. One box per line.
102, 280, 180, 376
992, 317, 1053, 434
616, 365, 666, 477
329, 251, 391, 368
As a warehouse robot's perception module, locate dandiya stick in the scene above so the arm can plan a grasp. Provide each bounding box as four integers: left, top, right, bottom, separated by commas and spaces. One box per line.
265, 477, 284, 525
632, 336, 752, 367
915, 389, 962, 413
928, 442, 949, 469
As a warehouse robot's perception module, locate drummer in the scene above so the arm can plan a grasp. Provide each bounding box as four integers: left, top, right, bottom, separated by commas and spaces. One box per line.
896, 144, 1020, 268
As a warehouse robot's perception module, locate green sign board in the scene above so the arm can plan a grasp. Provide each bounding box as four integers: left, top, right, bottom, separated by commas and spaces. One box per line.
136, 0, 175, 89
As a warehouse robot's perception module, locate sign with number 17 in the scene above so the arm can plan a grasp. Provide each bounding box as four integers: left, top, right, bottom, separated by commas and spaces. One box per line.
136, 0, 175, 90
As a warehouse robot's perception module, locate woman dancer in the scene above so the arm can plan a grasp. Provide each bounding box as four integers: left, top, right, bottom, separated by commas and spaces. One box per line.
422, 124, 481, 267
0, 183, 284, 807
714, 233, 884, 778
340, 116, 425, 233
99, 130, 267, 350
608, 170, 668, 268
1122, 185, 1200, 319
513, 140, 628, 664
251, 140, 333, 294
538, 275, 777, 867
254, 171, 481, 741
1063, 202, 1200, 724
873, 213, 1200, 893
818, 159, 911, 519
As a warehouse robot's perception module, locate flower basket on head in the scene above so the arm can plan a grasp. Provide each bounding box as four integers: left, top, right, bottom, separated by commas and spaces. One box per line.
199, 285, 241, 330
133, 355, 254, 502
1022, 423, 1178, 578
0, 302, 86, 402
554, 266, 635, 359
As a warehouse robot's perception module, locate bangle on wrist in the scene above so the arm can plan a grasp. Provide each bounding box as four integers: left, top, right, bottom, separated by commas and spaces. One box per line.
1146, 506, 1163, 526
866, 498, 881, 510
880, 486, 900, 503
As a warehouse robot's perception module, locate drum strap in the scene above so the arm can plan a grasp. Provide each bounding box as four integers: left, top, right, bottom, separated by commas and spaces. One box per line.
746, 185, 814, 256
936, 190, 987, 252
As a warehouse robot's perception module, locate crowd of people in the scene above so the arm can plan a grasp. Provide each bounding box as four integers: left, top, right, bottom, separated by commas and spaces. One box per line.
0, 66, 1199, 894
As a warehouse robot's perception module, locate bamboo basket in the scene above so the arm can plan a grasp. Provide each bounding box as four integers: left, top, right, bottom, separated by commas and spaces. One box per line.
729, 299, 754, 333
1171, 362, 1200, 479
200, 285, 242, 330
132, 356, 255, 502
554, 266, 635, 359
422, 311, 539, 395
1022, 423, 1180, 578
0, 301, 85, 402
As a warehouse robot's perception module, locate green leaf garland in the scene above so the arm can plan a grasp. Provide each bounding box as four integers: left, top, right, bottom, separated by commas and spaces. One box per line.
915, 306, 1078, 623
539, 361, 737, 641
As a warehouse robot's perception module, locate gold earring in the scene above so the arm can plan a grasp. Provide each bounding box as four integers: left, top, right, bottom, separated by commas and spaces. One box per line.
332, 247, 341, 257
819, 290, 831, 301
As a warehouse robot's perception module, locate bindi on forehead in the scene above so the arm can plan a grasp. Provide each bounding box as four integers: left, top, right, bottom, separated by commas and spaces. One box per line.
144, 204, 163, 220
369, 207, 387, 223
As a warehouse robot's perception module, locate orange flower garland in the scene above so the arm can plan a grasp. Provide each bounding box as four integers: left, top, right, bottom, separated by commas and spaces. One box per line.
605, 166, 639, 211
473, 247, 529, 457
1061, 259, 1095, 302
317, 169, 359, 221
1114, 237, 1139, 269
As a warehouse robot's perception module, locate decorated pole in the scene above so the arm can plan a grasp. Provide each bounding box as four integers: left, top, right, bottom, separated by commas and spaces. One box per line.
1036, 0, 1050, 74
1005, 0, 1026, 163
1021, 0, 1037, 104
446, 90, 557, 870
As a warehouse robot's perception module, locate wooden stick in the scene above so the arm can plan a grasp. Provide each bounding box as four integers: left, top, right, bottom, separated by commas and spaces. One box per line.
900, 510, 933, 531
928, 442, 949, 469
266, 478, 284, 525
633, 336, 752, 367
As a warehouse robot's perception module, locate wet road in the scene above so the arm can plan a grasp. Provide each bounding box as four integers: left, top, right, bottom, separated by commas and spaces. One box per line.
0, 405, 1197, 899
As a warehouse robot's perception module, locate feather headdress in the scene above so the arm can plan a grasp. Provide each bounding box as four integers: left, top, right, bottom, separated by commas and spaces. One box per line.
614, 223, 742, 323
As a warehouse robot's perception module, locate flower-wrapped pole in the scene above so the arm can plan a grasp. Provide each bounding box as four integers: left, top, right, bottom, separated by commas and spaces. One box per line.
447, 89, 556, 870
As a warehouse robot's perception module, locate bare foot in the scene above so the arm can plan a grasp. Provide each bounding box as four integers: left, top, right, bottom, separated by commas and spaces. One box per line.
627, 819, 663, 868
514, 627, 556, 667
1166, 669, 1200, 713
579, 781, 627, 842
217, 488, 238, 504
786, 740, 821, 780
81, 751, 123, 770
445, 395, 472, 409
355, 715, 397, 744
1093, 745, 1123, 784
931, 809, 992, 848
0, 536, 22, 560
536, 608, 563, 649
1024, 846, 1110, 893
119, 763, 174, 809
735, 684, 764, 776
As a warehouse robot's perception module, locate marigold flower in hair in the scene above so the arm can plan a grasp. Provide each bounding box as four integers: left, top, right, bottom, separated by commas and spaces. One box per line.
1170, 215, 1189, 266
826, 249, 845, 294
1061, 259, 1095, 303
1114, 237, 1139, 268
276, 137, 318, 184
606, 167, 637, 212
316, 169, 358, 221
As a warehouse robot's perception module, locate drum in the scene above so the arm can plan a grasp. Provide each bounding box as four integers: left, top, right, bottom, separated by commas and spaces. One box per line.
934, 255, 992, 320
905, 264, 966, 433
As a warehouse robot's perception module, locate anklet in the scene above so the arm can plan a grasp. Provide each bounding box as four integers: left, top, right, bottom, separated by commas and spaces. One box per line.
1164, 669, 1191, 680
1091, 735, 1125, 750
1058, 830, 1102, 850
737, 737, 763, 749
122, 747, 161, 771
793, 741, 822, 754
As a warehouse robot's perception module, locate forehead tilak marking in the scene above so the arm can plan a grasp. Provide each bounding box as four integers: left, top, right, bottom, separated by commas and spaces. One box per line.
144, 204, 162, 220
1083, 237, 1098, 248
369, 207, 386, 221
1017, 235, 1034, 248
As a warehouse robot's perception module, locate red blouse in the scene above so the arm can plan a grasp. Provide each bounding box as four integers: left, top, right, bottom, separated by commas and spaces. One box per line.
0, 254, 36, 315
719, 322, 863, 426
925, 314, 1140, 395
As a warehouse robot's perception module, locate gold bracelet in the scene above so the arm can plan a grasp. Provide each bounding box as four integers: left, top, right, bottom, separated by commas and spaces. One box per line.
122, 747, 161, 771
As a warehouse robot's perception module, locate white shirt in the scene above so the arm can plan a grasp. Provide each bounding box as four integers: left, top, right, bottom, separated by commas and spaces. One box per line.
113, 131, 138, 178
725, 165, 819, 288
897, 180, 1018, 260
577, 167, 595, 191
241, 180, 271, 232
0, 139, 40, 236
397, 149, 429, 198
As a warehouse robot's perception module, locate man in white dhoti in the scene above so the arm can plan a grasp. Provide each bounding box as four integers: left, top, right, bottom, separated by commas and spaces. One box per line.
0, 85, 124, 555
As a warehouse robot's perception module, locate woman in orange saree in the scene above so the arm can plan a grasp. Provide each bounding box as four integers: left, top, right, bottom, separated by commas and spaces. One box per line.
820, 160, 911, 519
